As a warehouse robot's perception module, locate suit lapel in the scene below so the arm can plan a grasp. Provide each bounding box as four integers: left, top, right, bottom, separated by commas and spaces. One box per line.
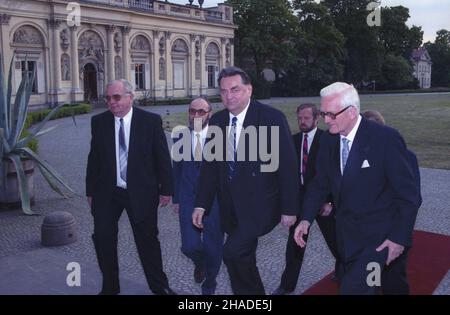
332, 136, 343, 206
340, 119, 370, 197
236, 101, 258, 174
305, 129, 322, 181
127, 107, 140, 168
105, 111, 117, 178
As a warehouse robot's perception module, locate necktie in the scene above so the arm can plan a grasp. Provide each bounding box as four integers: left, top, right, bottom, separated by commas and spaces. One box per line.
301, 133, 308, 182
194, 132, 202, 161
119, 118, 128, 182
341, 137, 349, 173
227, 117, 237, 180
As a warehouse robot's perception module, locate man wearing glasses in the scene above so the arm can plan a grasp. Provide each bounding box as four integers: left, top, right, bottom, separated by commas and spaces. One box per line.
193, 67, 299, 295
172, 97, 224, 295
86, 79, 176, 295
295, 82, 420, 294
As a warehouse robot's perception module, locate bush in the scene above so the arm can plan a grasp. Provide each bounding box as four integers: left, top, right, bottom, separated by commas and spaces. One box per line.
25, 103, 92, 128
21, 103, 92, 153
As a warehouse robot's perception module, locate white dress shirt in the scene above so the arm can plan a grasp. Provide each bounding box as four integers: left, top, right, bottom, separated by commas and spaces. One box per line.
228, 99, 251, 146
115, 107, 133, 188
340, 114, 362, 174
192, 125, 209, 156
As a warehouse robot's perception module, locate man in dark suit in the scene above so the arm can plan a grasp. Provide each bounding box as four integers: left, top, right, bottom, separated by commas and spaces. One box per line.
272, 103, 340, 295
193, 66, 300, 295
362, 110, 422, 203
362, 110, 422, 294
172, 97, 223, 295
86, 79, 175, 295
295, 82, 421, 295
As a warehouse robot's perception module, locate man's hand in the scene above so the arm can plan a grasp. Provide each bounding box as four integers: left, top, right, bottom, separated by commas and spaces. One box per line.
87, 196, 92, 208
159, 195, 172, 208
294, 220, 311, 248
319, 202, 333, 216
377, 240, 405, 266
171, 203, 179, 215
192, 208, 205, 229
376, 239, 405, 266
281, 215, 296, 228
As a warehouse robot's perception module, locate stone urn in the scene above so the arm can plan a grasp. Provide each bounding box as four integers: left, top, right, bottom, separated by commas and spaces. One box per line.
0, 159, 35, 211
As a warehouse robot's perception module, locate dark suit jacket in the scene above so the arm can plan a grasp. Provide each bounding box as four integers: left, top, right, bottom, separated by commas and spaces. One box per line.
172, 129, 220, 213
301, 117, 420, 261
195, 100, 300, 237
293, 128, 324, 185
86, 107, 173, 223
293, 128, 334, 216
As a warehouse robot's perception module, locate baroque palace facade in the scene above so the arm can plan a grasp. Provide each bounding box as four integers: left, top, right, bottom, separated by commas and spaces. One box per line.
0, 0, 235, 107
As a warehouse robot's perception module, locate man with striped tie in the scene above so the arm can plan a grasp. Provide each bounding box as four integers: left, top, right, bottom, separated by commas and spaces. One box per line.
86, 79, 175, 295
193, 67, 300, 295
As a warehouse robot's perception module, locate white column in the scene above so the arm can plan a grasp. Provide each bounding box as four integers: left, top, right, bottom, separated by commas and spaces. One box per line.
48, 18, 62, 97
106, 25, 115, 83
230, 39, 235, 66
189, 34, 197, 97
70, 26, 80, 100
165, 31, 172, 98
220, 37, 227, 70
200, 35, 207, 95
121, 26, 131, 82
152, 30, 160, 98
0, 14, 11, 72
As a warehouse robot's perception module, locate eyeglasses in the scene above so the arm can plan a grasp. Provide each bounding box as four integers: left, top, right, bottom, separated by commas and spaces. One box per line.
104, 93, 130, 103
320, 105, 352, 120
188, 108, 211, 116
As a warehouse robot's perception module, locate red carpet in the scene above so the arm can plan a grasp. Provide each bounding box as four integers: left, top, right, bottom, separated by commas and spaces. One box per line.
302, 230, 450, 295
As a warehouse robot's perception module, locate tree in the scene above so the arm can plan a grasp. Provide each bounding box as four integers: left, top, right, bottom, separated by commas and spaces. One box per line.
377, 53, 413, 89
323, 0, 384, 84
225, 0, 298, 98
378, 6, 423, 59
274, 0, 346, 96
425, 29, 450, 87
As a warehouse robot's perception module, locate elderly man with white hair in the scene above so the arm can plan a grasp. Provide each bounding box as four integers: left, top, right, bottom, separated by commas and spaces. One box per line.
294, 82, 421, 295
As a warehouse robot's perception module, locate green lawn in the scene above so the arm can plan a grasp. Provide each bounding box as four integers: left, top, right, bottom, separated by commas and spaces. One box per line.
162, 94, 450, 170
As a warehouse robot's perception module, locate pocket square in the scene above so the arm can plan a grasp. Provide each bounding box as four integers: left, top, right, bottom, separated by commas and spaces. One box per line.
361, 160, 370, 168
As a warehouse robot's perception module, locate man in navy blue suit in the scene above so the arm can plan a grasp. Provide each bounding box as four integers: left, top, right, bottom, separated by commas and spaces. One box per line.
272, 103, 341, 295
193, 67, 300, 295
295, 82, 421, 294
172, 97, 223, 295
362, 110, 422, 205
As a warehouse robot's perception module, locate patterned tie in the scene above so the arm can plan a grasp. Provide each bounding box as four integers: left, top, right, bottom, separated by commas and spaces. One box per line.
302, 133, 309, 180
227, 117, 238, 180
194, 132, 202, 161
119, 118, 128, 182
341, 137, 349, 173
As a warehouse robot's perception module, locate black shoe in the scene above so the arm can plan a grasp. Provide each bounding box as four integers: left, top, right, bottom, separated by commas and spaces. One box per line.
154, 287, 177, 295
271, 286, 293, 295
98, 288, 120, 295
194, 266, 205, 284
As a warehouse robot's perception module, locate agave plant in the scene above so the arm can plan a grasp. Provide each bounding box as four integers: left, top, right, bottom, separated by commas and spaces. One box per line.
0, 56, 74, 215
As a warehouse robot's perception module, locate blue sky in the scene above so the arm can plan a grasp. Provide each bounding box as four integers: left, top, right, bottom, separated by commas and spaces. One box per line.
170, 0, 450, 43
